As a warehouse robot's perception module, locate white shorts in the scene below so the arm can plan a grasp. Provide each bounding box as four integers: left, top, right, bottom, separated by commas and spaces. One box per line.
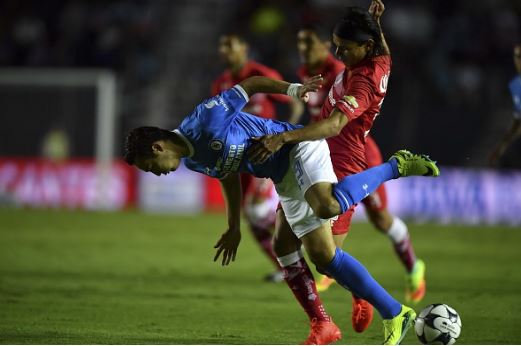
275, 140, 338, 238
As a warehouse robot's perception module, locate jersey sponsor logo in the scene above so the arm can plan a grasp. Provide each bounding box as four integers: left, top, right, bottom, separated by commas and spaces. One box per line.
222, 144, 245, 173
209, 139, 223, 151
379, 72, 389, 93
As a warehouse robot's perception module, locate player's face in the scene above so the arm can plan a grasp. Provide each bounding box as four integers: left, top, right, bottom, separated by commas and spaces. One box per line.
332, 34, 372, 67
297, 30, 329, 66
218, 36, 247, 67
134, 148, 180, 176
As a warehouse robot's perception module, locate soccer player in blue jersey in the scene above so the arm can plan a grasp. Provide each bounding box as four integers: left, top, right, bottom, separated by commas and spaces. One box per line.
124, 75, 439, 344
489, 44, 521, 165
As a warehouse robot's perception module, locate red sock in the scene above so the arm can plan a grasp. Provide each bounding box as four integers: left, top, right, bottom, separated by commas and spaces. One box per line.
282, 258, 330, 322
393, 236, 416, 273
250, 225, 280, 269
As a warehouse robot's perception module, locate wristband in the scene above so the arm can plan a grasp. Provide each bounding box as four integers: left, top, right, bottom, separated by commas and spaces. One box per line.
287, 83, 303, 100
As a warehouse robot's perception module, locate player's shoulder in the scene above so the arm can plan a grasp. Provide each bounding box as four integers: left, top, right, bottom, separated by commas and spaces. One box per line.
349, 55, 391, 90
353, 55, 390, 75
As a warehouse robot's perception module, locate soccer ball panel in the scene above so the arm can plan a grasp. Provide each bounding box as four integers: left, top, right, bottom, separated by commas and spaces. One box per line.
431, 305, 450, 318
419, 304, 434, 318
423, 325, 442, 342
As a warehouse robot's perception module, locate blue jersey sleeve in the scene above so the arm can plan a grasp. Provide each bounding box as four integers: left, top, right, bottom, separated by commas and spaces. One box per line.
509, 76, 521, 118
221, 85, 249, 113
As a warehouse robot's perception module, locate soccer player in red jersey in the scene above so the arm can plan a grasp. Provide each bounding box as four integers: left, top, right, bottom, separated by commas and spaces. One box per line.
294, 15, 426, 333
249, 0, 425, 340
212, 34, 301, 283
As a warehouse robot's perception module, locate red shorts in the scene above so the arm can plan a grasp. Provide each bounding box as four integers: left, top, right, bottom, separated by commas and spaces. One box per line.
331, 136, 388, 235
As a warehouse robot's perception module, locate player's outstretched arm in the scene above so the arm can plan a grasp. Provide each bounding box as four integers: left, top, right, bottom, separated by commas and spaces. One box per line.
214, 173, 242, 266
238, 75, 323, 101
368, 0, 390, 56
248, 109, 348, 164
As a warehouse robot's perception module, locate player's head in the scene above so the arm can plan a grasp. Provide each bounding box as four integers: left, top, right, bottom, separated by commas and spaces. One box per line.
514, 44, 521, 75
332, 6, 383, 67
297, 24, 332, 67
124, 126, 184, 176
218, 33, 248, 68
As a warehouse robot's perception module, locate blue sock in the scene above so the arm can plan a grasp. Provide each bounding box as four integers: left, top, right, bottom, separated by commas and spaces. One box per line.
325, 248, 402, 319
332, 159, 399, 213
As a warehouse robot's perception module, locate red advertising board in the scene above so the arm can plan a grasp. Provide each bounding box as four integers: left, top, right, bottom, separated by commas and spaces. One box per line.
0, 158, 136, 209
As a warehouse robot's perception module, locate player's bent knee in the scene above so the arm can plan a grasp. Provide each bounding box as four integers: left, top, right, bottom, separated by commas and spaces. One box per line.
306, 246, 335, 268
310, 200, 338, 219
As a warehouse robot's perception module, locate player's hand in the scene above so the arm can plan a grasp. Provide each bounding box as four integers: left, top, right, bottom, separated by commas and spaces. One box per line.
299, 75, 323, 102
214, 228, 241, 266
248, 134, 285, 164
369, 0, 385, 23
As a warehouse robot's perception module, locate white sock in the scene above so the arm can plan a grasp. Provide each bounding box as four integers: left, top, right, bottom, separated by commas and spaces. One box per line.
277, 248, 304, 267
386, 216, 409, 244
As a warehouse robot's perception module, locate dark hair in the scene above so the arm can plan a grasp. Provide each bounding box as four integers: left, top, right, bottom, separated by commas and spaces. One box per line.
333, 6, 384, 57
124, 126, 170, 165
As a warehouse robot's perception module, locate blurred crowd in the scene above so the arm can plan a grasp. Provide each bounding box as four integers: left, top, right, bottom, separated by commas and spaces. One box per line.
0, 0, 163, 84
0, 0, 520, 167
226, 0, 521, 167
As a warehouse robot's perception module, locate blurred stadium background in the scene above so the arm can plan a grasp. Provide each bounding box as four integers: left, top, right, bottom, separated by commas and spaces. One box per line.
1, 0, 521, 344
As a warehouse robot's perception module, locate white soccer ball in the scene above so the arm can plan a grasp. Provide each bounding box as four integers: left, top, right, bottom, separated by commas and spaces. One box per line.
415, 303, 462, 345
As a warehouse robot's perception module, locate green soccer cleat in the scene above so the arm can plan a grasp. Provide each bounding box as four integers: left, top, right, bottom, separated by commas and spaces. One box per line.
405, 259, 426, 304
383, 305, 416, 345
390, 150, 440, 177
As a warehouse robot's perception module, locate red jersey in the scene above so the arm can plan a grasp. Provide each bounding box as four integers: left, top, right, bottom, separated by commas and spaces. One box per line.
297, 53, 345, 121
211, 60, 290, 119
318, 55, 391, 178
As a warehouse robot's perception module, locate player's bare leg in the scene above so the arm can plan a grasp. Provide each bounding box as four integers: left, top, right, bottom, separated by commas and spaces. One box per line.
273, 209, 341, 345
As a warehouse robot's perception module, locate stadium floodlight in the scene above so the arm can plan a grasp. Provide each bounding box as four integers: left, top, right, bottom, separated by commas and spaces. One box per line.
0, 68, 118, 208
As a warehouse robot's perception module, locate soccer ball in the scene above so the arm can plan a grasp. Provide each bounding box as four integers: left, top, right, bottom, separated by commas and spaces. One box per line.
415, 304, 462, 345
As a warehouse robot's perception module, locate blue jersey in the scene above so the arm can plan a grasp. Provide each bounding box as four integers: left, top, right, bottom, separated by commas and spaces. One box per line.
175, 85, 299, 183
509, 75, 521, 119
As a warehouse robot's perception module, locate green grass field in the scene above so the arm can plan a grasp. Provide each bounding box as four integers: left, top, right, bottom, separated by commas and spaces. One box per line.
1, 208, 521, 344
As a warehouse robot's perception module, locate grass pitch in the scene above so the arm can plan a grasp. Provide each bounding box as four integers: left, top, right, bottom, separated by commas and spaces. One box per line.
1, 208, 520, 344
